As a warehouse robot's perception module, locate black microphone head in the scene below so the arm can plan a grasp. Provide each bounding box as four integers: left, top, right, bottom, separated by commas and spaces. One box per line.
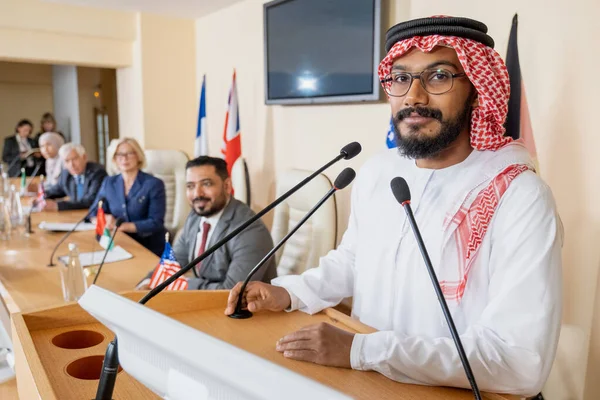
390, 177, 411, 204
334, 168, 356, 190
115, 218, 124, 227
340, 142, 362, 160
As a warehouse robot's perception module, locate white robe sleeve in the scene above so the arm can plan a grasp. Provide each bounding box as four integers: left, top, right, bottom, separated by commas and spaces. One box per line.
271, 178, 360, 315
350, 173, 563, 397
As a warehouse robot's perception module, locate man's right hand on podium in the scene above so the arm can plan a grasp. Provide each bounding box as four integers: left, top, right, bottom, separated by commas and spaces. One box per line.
225, 282, 291, 315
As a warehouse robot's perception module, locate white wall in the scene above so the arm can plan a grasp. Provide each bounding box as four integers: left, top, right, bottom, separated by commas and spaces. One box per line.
0, 62, 53, 142
194, 0, 600, 398
0, 0, 135, 67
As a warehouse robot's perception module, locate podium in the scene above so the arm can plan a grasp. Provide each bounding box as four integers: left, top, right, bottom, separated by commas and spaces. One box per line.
11, 288, 517, 400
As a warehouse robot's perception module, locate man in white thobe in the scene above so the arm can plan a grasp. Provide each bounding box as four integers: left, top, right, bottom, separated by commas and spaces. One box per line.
226, 16, 562, 398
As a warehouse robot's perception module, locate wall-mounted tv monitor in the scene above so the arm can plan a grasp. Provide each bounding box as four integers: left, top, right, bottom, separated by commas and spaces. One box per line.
263, 0, 382, 105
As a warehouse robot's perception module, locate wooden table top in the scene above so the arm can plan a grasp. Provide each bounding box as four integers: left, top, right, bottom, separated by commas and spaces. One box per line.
0, 209, 158, 314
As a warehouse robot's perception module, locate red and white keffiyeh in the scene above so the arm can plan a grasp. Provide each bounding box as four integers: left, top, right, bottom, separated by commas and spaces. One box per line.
380, 28, 534, 302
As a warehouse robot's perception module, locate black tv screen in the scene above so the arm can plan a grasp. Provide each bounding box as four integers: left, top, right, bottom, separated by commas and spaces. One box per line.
264, 0, 381, 105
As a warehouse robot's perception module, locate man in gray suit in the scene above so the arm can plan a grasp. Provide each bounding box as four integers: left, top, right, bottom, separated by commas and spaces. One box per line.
138, 156, 276, 290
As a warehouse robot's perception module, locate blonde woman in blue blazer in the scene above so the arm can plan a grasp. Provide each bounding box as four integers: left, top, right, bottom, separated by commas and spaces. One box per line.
92, 138, 166, 256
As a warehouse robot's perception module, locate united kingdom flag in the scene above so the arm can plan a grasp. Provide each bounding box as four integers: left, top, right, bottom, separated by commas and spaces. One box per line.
148, 241, 188, 291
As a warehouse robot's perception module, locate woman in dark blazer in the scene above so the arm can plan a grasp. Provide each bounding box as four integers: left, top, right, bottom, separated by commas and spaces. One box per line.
2, 119, 41, 177
92, 138, 166, 256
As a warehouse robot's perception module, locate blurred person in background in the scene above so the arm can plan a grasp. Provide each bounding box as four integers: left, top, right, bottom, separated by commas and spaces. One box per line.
35, 112, 64, 144
2, 119, 41, 177
92, 138, 166, 256
41, 143, 107, 211
37, 132, 65, 188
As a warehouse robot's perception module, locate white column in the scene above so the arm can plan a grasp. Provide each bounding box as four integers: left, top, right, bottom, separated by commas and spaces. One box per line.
52, 65, 81, 143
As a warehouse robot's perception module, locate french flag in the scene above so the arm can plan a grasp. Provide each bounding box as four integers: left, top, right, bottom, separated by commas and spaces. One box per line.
194, 75, 208, 157
221, 70, 242, 176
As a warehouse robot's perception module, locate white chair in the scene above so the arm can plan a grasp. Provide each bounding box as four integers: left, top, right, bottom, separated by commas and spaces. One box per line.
271, 169, 337, 276
143, 149, 190, 238
231, 157, 250, 205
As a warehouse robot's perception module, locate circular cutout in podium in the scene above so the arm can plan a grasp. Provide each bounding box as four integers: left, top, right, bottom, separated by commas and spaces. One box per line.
52, 330, 105, 349
65, 355, 123, 380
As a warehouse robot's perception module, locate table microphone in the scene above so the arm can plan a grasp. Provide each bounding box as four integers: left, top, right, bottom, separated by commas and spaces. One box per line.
390, 177, 482, 400
24, 163, 44, 234
138, 141, 361, 305
94, 144, 362, 400
6, 154, 23, 174
229, 167, 356, 319
92, 218, 123, 285
47, 198, 106, 267
24, 160, 43, 190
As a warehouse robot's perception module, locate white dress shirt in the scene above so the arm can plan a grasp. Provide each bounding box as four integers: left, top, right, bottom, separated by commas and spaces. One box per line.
272, 145, 563, 397
193, 206, 226, 258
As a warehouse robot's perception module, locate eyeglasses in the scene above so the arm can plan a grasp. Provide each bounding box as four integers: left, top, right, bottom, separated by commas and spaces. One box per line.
380, 68, 467, 97
115, 151, 136, 159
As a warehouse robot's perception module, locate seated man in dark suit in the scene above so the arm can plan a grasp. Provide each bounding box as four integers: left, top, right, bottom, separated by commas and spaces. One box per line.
138, 156, 276, 290
41, 143, 108, 211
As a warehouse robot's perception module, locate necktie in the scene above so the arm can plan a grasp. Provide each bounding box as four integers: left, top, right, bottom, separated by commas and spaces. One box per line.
76, 175, 84, 201
195, 221, 211, 276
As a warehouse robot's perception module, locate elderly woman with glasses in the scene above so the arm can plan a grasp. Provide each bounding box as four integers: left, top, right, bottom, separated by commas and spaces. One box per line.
38, 132, 65, 187
92, 138, 166, 256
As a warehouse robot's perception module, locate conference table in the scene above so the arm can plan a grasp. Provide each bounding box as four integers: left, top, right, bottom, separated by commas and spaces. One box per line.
0, 205, 520, 399
0, 208, 158, 399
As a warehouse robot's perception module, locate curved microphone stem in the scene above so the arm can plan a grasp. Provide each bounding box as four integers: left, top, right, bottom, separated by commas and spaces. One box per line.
25, 162, 42, 188
7, 155, 23, 173
92, 225, 120, 285
402, 204, 482, 400
47, 211, 93, 267
229, 187, 337, 319
138, 154, 345, 305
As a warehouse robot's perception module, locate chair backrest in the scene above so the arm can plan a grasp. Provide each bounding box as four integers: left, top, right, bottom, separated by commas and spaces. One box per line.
143, 149, 190, 236
271, 169, 337, 276
231, 157, 250, 205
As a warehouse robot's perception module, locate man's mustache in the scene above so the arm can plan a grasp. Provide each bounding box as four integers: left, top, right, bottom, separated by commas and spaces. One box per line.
395, 106, 443, 122
193, 197, 211, 203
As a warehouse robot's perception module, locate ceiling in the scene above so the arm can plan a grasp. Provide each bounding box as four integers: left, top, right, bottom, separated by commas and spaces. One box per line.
43, 0, 246, 18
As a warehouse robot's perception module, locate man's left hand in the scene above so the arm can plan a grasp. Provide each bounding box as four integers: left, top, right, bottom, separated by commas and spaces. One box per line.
42, 199, 58, 211
276, 322, 355, 368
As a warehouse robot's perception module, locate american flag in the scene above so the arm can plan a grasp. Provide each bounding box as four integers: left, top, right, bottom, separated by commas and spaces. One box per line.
148, 242, 188, 291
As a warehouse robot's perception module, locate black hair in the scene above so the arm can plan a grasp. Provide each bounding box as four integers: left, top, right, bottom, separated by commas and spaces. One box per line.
15, 119, 33, 133
185, 156, 229, 181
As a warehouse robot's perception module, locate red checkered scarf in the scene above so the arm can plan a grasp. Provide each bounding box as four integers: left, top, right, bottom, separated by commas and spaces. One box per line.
380, 35, 534, 302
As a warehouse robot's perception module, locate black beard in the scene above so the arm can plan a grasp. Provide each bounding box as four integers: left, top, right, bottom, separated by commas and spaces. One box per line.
393, 101, 472, 159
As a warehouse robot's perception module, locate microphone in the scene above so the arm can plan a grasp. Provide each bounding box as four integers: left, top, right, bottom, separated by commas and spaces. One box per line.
138, 142, 361, 305
95, 337, 119, 400
25, 160, 43, 191
24, 165, 44, 235
229, 167, 356, 319
93, 144, 361, 400
47, 198, 106, 267
92, 218, 123, 285
390, 177, 482, 400
6, 155, 23, 175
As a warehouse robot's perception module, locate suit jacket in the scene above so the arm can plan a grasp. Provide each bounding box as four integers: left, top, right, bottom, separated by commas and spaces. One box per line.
2, 135, 40, 177
147, 198, 277, 290
93, 171, 166, 256
45, 162, 107, 211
